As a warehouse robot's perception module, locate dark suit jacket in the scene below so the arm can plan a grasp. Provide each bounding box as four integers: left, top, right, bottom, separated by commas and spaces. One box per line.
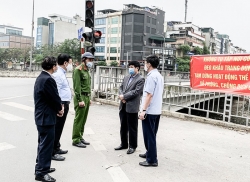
34, 71, 62, 126
119, 74, 145, 113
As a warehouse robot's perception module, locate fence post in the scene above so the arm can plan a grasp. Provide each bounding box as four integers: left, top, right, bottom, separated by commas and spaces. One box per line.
223, 94, 233, 122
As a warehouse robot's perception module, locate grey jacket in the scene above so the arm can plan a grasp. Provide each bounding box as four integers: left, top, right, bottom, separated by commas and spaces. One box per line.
119, 74, 145, 113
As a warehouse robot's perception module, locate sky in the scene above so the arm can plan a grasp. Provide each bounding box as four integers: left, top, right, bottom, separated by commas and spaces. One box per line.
0, 0, 249, 51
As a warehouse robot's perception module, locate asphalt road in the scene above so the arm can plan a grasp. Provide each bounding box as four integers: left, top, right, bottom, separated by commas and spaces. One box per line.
0, 77, 250, 182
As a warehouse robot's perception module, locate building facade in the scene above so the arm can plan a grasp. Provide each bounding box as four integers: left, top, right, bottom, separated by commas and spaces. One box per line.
0, 25, 33, 49
35, 14, 85, 47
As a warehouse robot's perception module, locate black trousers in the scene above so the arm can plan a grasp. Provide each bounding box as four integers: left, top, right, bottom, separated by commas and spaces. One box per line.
119, 104, 138, 149
35, 125, 55, 176
142, 114, 160, 163
53, 102, 69, 155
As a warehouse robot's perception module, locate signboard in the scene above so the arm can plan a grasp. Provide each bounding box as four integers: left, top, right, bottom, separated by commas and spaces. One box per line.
78, 27, 84, 40
190, 54, 250, 95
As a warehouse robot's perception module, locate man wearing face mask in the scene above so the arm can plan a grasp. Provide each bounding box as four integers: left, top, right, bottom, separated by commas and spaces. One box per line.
72, 52, 94, 148
51, 53, 72, 161
115, 61, 145, 154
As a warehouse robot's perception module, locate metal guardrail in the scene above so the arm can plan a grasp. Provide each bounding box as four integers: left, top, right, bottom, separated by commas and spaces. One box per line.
96, 67, 250, 127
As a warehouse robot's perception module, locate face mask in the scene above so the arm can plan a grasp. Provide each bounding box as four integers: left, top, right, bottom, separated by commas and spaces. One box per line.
66, 63, 73, 72
144, 65, 148, 72
53, 65, 58, 73
86, 62, 93, 68
129, 68, 135, 75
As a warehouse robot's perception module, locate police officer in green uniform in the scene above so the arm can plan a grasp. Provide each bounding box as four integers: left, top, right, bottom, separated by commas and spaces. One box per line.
72, 52, 94, 148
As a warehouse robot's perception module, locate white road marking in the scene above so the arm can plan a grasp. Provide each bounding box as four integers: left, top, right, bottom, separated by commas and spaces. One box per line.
91, 141, 107, 151
0, 95, 31, 101
0, 111, 25, 121
2, 102, 34, 112
107, 166, 130, 182
85, 127, 95, 135
0, 142, 16, 152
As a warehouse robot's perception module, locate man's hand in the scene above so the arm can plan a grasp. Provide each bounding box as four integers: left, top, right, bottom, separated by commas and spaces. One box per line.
57, 105, 64, 117
139, 111, 146, 120
79, 101, 85, 107
119, 95, 124, 100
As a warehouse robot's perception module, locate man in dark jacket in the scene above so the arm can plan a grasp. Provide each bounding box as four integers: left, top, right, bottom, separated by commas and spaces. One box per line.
34, 56, 64, 182
114, 61, 145, 154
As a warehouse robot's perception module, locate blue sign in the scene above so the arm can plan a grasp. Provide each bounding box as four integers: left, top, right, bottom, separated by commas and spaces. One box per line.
78, 27, 84, 40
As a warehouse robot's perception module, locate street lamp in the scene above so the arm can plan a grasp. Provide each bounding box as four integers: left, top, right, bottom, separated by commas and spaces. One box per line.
29, 0, 34, 72
156, 33, 166, 71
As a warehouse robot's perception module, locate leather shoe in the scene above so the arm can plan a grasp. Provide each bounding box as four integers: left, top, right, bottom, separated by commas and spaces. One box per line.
139, 153, 146, 158
48, 168, 56, 173
72, 142, 86, 148
35, 174, 56, 182
139, 161, 158, 167
81, 139, 90, 145
127, 148, 136, 154
51, 154, 65, 161
114, 145, 128, 150
55, 149, 68, 155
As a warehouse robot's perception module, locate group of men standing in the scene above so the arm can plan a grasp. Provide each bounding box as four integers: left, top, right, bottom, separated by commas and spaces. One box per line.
34, 52, 94, 182
33, 53, 163, 182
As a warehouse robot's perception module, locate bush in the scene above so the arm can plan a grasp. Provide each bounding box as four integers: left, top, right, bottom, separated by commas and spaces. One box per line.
97, 61, 107, 66
176, 57, 190, 72
110, 61, 118, 67
180, 45, 191, 54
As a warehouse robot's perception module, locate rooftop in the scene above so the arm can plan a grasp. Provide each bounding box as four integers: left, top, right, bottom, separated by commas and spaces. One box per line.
0, 25, 23, 30
97, 9, 119, 14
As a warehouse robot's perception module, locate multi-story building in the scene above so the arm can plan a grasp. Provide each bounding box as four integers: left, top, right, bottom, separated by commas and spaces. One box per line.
216, 34, 230, 54
0, 25, 33, 48
166, 21, 205, 49
35, 14, 85, 47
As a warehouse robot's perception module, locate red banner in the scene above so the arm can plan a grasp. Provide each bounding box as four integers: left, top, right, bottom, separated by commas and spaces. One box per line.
190, 54, 250, 95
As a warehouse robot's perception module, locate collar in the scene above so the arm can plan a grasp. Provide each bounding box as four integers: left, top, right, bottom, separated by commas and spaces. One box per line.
147, 69, 158, 76
42, 70, 52, 77
58, 66, 66, 73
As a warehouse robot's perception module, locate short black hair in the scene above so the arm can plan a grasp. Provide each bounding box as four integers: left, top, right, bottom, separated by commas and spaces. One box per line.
57, 54, 70, 65
41, 56, 57, 70
128, 61, 141, 71
146, 55, 159, 68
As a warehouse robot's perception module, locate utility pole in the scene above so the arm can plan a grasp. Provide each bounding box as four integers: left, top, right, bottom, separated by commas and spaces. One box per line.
185, 0, 188, 22
29, 0, 34, 72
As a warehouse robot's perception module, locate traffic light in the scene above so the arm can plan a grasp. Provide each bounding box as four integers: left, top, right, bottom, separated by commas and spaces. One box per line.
93, 30, 102, 43
82, 32, 93, 43
85, 0, 94, 28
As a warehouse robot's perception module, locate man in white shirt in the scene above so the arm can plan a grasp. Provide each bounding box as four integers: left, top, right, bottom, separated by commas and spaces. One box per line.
52, 54, 73, 161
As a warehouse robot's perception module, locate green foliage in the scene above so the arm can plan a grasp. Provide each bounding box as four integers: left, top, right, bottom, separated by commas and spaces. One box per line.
110, 61, 118, 67
34, 54, 44, 63
58, 38, 81, 62
203, 46, 210, 55
180, 45, 191, 54
97, 61, 107, 66
176, 57, 190, 72
193, 46, 203, 55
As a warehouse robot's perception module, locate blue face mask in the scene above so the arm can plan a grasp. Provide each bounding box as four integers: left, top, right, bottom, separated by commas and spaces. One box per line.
129, 68, 135, 75
86, 62, 93, 68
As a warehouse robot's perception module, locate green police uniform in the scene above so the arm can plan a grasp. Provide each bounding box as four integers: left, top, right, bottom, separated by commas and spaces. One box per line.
72, 63, 91, 144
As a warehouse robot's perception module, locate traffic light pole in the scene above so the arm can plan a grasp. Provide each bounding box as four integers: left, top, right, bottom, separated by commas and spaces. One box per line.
91, 27, 95, 90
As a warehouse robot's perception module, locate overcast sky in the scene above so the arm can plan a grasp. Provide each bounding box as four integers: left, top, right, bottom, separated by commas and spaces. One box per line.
0, 0, 249, 51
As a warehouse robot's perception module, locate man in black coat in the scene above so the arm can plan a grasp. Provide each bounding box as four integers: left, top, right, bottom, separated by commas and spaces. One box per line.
34, 56, 64, 182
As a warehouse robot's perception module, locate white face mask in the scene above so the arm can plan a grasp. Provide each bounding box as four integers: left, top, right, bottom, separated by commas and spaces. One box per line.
86, 62, 93, 68
144, 65, 148, 72
66, 63, 73, 72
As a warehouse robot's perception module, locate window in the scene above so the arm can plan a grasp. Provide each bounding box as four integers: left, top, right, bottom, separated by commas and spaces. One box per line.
0, 42, 9, 47
111, 17, 119, 24
110, 37, 117, 44
110, 47, 117, 53
146, 26, 150, 33
37, 27, 42, 34
95, 27, 106, 34
110, 27, 118, 34
95, 56, 105, 61
49, 23, 54, 45
95, 46, 105, 53
151, 28, 156, 34
100, 37, 105, 44
95, 18, 106, 25
6, 29, 22, 36
37, 35, 42, 41
110, 57, 116, 60
147, 16, 151, 23
152, 18, 156, 25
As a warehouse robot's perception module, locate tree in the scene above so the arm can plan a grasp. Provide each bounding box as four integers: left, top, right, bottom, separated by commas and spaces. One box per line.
176, 57, 190, 72
97, 61, 107, 66
58, 38, 81, 62
203, 46, 210, 55
180, 45, 191, 54
193, 46, 203, 55
110, 61, 118, 67
34, 54, 44, 63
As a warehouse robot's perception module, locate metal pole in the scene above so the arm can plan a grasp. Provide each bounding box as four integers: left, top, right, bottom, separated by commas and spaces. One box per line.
185, 0, 188, 22
126, 51, 128, 67
29, 0, 34, 72
162, 34, 165, 72
91, 27, 95, 90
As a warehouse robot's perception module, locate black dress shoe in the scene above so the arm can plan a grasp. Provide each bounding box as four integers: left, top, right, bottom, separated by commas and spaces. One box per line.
35, 174, 56, 182
81, 139, 90, 145
139, 153, 146, 158
51, 154, 65, 161
55, 149, 68, 155
114, 145, 128, 150
72, 142, 86, 148
139, 161, 158, 167
127, 148, 136, 154
48, 168, 56, 173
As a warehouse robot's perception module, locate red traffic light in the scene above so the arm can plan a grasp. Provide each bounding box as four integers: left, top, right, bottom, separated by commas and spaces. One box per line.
86, 1, 94, 9
94, 30, 102, 38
